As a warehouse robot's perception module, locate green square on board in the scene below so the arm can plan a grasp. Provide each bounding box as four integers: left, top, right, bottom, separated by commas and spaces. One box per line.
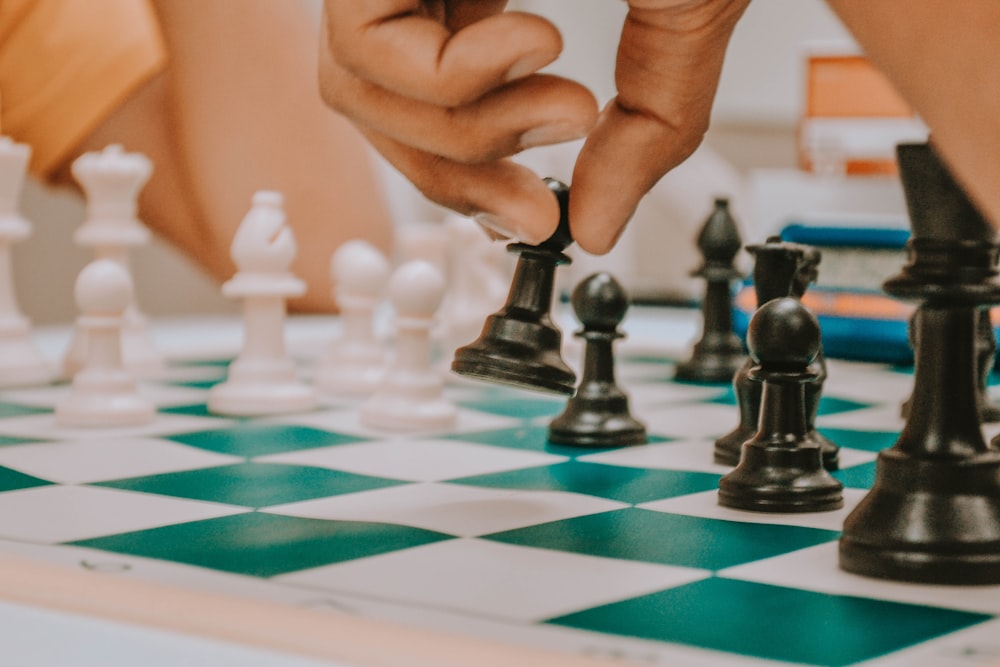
70, 512, 452, 577
486, 508, 840, 570
548, 577, 992, 667
94, 462, 404, 508
167, 423, 368, 457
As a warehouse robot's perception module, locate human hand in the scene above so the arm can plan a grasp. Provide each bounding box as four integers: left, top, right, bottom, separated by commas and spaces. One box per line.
318, 1, 599, 244
319, 1, 749, 252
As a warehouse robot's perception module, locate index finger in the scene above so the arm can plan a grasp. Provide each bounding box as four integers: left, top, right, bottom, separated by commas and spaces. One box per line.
323, 1, 563, 107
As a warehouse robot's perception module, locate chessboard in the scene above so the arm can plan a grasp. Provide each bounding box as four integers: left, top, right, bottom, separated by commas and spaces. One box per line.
0, 310, 998, 667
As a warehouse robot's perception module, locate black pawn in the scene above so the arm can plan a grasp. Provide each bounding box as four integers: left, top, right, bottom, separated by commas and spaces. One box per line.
548, 273, 646, 447
452, 179, 576, 395
674, 198, 745, 383
718, 297, 844, 512
714, 238, 804, 466
840, 142, 1000, 585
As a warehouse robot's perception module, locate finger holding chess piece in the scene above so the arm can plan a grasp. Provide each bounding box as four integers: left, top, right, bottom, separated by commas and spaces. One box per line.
452, 178, 576, 395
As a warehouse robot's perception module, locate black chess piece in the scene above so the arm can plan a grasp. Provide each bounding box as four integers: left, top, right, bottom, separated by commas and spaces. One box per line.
452, 178, 576, 395
714, 237, 804, 466
717, 296, 844, 512
674, 198, 746, 383
548, 272, 647, 447
901, 308, 1000, 423
839, 142, 1000, 585
793, 246, 840, 470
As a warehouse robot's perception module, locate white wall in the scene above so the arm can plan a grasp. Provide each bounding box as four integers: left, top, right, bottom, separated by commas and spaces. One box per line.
511, 0, 854, 126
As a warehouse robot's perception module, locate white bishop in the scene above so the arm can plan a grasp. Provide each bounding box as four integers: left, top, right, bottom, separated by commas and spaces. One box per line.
207, 191, 316, 416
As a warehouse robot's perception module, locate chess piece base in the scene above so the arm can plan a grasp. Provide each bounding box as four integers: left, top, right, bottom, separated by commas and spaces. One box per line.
839, 447, 1000, 585
315, 349, 385, 396
715, 426, 839, 470
452, 316, 576, 396
718, 443, 844, 513
548, 395, 647, 448
361, 397, 457, 432
673, 334, 744, 384
208, 380, 316, 417
56, 392, 155, 428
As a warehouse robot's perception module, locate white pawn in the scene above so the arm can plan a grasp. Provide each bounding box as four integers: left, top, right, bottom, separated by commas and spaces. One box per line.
208, 191, 316, 416
0, 137, 54, 386
65, 144, 164, 377
56, 260, 155, 427
441, 214, 510, 358
315, 240, 390, 395
361, 260, 456, 431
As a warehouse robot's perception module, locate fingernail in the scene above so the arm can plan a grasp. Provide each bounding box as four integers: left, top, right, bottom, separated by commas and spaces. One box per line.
519, 122, 588, 150
474, 213, 520, 242
504, 52, 552, 82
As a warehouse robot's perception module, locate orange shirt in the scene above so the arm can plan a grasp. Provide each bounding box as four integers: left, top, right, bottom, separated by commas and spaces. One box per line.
0, 0, 166, 178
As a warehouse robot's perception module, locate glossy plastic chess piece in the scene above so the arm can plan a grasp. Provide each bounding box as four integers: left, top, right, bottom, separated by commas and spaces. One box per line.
548, 272, 647, 447
208, 191, 317, 416
65, 144, 164, 377
56, 259, 155, 427
315, 240, 390, 395
362, 260, 457, 431
714, 238, 839, 470
840, 142, 1000, 584
0, 137, 54, 386
714, 238, 803, 466
718, 297, 843, 512
452, 179, 576, 395
674, 198, 745, 383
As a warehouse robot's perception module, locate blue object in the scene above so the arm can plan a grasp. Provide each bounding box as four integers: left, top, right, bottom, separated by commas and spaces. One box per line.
781, 224, 910, 249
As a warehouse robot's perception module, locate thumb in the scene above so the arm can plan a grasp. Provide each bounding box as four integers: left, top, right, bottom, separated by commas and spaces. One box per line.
570, 0, 749, 254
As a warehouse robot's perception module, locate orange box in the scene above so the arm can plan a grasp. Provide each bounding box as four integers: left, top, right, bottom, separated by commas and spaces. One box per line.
798, 51, 925, 175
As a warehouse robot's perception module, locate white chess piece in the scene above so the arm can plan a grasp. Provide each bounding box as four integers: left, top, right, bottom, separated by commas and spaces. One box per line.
56, 259, 155, 427
315, 240, 390, 395
64, 144, 164, 377
441, 214, 510, 358
208, 191, 316, 416
361, 260, 456, 431
0, 137, 54, 386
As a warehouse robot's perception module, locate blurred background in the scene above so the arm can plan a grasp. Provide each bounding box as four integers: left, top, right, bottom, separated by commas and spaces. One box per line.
16, 0, 901, 325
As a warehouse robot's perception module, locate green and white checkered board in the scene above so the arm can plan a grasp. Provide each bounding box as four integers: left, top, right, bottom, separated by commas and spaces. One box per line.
0, 340, 997, 667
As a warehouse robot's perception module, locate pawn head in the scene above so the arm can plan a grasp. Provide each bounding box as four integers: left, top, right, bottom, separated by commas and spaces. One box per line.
389, 260, 446, 318
571, 272, 628, 332
331, 240, 390, 300
75, 259, 133, 316
747, 297, 821, 369
535, 178, 574, 252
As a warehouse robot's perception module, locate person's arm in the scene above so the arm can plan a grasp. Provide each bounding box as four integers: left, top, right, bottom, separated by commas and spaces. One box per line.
71, 0, 393, 311
825, 0, 1000, 227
